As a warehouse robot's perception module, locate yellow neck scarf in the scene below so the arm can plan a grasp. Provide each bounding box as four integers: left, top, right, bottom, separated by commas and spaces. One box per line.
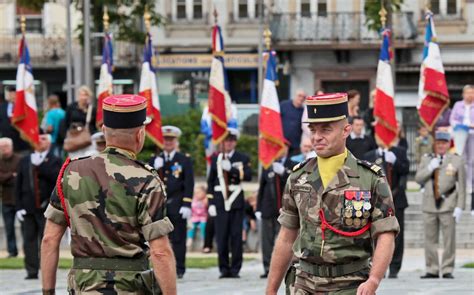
318, 149, 348, 188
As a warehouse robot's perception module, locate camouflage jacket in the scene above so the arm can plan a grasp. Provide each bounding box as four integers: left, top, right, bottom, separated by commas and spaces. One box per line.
278, 151, 400, 292
44, 147, 174, 293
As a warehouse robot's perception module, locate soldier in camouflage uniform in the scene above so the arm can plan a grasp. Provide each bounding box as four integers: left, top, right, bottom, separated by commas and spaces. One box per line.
266, 93, 400, 295
40, 95, 177, 295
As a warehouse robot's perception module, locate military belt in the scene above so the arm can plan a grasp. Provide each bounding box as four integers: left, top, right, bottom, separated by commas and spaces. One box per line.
72, 256, 149, 271
299, 259, 370, 278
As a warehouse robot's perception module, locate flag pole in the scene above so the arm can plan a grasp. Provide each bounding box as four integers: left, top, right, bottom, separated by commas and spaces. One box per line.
103, 6, 109, 34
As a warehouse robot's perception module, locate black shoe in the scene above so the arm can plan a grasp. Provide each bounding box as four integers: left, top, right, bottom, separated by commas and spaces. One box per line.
388, 272, 398, 279
219, 272, 230, 279
7, 254, 18, 258
420, 273, 439, 279
442, 273, 454, 279
25, 274, 38, 280
230, 273, 240, 278
177, 273, 184, 279
260, 273, 268, 279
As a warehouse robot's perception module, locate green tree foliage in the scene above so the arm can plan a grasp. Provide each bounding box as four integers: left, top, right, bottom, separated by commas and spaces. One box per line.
364, 0, 404, 32
18, 0, 163, 44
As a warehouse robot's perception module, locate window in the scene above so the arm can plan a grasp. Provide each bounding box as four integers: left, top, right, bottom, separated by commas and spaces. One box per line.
177, 0, 186, 19
317, 0, 327, 16
239, 0, 248, 18
16, 16, 43, 34
446, 0, 456, 14
193, 0, 203, 19
431, 0, 440, 14
301, 0, 311, 17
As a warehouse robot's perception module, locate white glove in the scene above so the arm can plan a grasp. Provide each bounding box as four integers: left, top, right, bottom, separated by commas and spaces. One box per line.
179, 206, 192, 220
384, 151, 397, 164
16, 209, 26, 222
153, 156, 164, 170
453, 207, 463, 224
272, 162, 285, 175
255, 211, 262, 220
208, 205, 217, 217
221, 159, 231, 171
428, 158, 441, 172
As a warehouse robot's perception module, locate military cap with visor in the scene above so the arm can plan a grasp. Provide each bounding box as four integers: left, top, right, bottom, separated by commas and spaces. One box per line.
102, 95, 150, 128
303, 92, 349, 123
162, 125, 182, 138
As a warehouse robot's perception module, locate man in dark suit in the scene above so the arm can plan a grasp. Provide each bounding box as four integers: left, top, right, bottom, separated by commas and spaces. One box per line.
15, 134, 61, 279
255, 143, 296, 278
363, 143, 409, 278
346, 116, 377, 159
149, 125, 194, 279
207, 128, 252, 278
0, 87, 30, 153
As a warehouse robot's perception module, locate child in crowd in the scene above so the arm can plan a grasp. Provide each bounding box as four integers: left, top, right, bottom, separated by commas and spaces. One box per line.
187, 185, 208, 249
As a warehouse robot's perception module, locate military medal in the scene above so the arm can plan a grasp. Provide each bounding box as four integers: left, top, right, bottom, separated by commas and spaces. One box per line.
363, 210, 370, 218
353, 218, 361, 227
361, 219, 368, 226
345, 218, 353, 226
353, 201, 363, 210
344, 209, 353, 218
363, 202, 371, 211
355, 210, 362, 218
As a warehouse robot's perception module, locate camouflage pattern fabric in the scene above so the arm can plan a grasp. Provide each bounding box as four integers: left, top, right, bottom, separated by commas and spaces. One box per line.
44, 147, 174, 294
278, 151, 399, 293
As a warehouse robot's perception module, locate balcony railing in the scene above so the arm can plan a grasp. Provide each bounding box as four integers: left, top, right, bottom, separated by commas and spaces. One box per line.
270, 12, 417, 44
0, 27, 140, 68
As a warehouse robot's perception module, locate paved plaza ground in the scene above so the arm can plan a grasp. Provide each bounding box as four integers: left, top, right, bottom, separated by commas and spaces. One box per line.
0, 249, 472, 294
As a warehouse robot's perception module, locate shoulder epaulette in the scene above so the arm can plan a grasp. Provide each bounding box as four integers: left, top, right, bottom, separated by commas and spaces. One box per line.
134, 159, 157, 175
292, 159, 310, 172
185, 153, 191, 158
357, 159, 385, 177
69, 155, 91, 162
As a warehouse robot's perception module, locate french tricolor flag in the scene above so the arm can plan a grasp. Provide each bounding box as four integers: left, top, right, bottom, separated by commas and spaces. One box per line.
208, 24, 232, 145
417, 12, 449, 130
259, 50, 285, 168
12, 36, 39, 148
373, 28, 398, 148
139, 32, 164, 148
96, 32, 113, 127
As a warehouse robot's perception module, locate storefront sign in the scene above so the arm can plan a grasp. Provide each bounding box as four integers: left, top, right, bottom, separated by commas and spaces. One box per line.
158, 53, 258, 69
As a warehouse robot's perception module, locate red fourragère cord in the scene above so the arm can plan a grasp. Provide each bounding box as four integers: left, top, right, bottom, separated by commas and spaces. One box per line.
56, 157, 72, 227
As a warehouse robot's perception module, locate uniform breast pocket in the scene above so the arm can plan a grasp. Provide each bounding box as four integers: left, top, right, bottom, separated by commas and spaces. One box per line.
293, 184, 318, 220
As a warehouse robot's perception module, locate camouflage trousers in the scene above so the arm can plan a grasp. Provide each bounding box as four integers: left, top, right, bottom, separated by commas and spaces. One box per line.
289, 268, 367, 295
67, 269, 160, 294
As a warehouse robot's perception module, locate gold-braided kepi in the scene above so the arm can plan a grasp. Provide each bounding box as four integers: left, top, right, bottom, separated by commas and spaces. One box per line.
303, 93, 349, 123
102, 95, 149, 128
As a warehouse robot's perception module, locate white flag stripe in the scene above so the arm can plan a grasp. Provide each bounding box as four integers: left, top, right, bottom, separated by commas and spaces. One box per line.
97, 63, 112, 95
139, 62, 161, 111
16, 64, 37, 111
425, 43, 445, 73
261, 79, 280, 112
375, 60, 394, 97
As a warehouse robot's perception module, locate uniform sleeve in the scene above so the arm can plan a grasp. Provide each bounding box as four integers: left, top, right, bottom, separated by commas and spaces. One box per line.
415, 155, 433, 185
370, 176, 400, 239
44, 186, 68, 226
181, 156, 194, 207
206, 157, 217, 206
138, 176, 174, 241
278, 177, 300, 229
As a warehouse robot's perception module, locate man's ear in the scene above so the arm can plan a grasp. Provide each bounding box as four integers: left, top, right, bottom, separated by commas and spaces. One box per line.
342, 122, 352, 138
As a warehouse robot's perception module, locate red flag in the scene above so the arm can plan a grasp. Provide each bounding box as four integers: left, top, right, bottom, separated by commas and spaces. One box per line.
417, 12, 449, 130
374, 28, 398, 148
208, 25, 231, 145
139, 33, 164, 148
259, 50, 285, 168
12, 36, 39, 148
95, 33, 113, 127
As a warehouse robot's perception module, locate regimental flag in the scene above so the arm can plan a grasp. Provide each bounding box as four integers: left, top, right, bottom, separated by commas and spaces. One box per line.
259, 50, 285, 168
417, 12, 449, 131
12, 36, 39, 148
208, 24, 232, 145
374, 28, 398, 148
96, 32, 113, 127
139, 32, 164, 148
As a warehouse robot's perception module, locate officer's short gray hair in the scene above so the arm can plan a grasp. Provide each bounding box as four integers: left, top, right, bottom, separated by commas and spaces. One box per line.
0, 137, 13, 146
463, 85, 473, 92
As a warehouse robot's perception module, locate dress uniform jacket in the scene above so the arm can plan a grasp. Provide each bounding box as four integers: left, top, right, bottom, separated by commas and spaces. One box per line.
415, 153, 466, 213
279, 151, 399, 292
257, 157, 297, 218
363, 146, 410, 210
150, 151, 194, 214
207, 151, 252, 211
